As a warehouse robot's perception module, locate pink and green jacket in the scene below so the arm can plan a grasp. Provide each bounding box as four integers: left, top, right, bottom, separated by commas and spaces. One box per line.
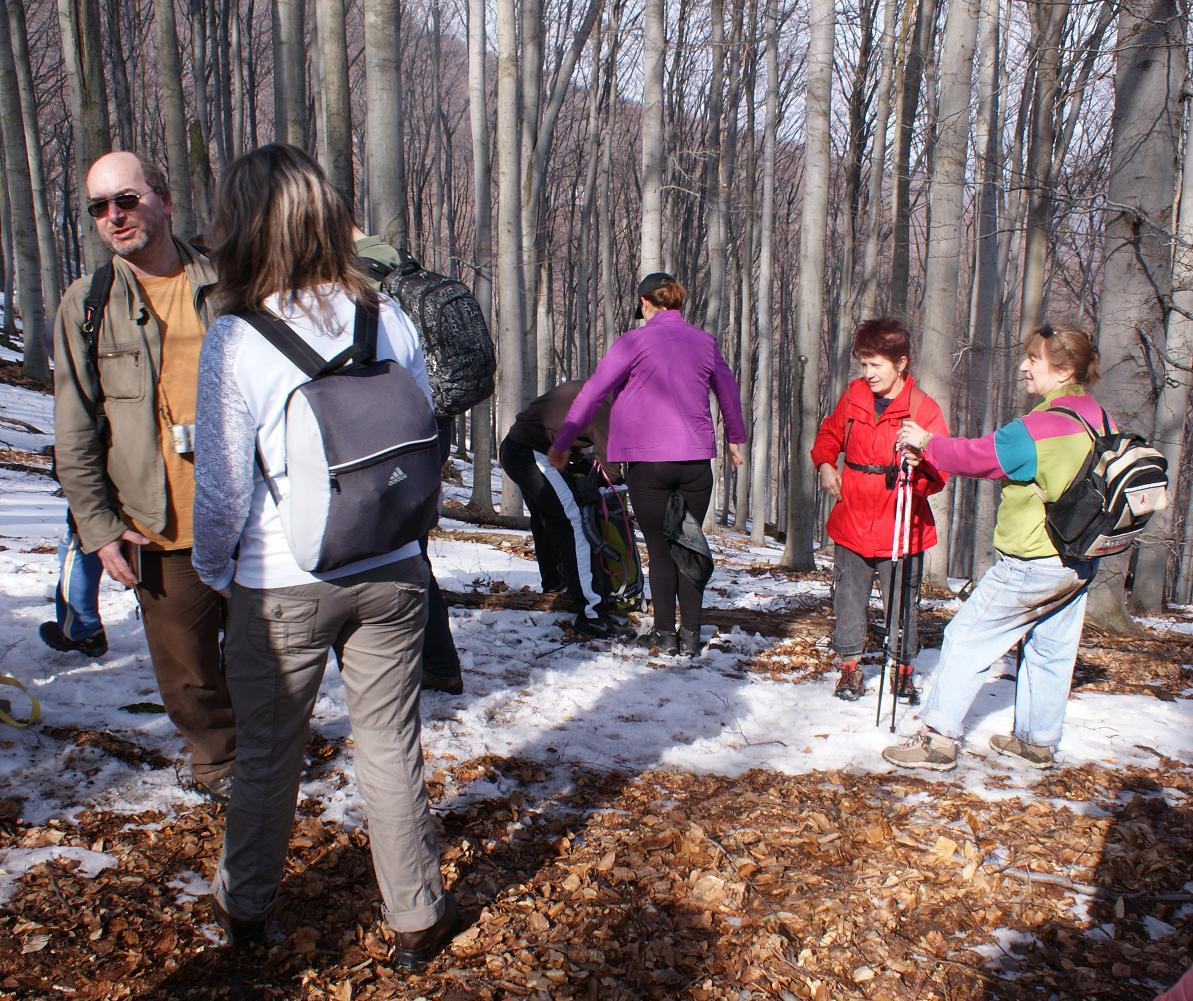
923, 386, 1108, 559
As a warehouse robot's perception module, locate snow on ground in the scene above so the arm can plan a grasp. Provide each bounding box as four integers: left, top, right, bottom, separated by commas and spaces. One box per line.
1, 379, 1191, 937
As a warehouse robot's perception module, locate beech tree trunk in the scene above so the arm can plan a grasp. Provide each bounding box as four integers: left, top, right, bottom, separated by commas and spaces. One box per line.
364, 0, 404, 243
466, 0, 495, 515
781, 0, 833, 569
917, 0, 979, 585
315, 0, 353, 205
496, 0, 526, 516
1090, 0, 1184, 626
0, 3, 48, 381
58, 0, 112, 269
640, 0, 665, 274
272, 0, 307, 147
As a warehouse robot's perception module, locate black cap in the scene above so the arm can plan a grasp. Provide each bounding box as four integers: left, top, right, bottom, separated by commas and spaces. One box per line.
634, 271, 675, 319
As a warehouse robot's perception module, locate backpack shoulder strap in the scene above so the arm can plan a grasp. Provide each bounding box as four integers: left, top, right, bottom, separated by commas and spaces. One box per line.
235, 307, 340, 379
358, 256, 397, 284
352, 304, 380, 364
81, 262, 115, 341
908, 384, 927, 423
1049, 404, 1102, 441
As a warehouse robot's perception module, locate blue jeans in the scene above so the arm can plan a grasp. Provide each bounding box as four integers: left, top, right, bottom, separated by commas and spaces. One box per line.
56, 517, 104, 640
920, 554, 1096, 748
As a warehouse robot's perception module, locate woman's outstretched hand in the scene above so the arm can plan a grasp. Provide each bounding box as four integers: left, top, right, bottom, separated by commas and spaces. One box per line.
897, 420, 932, 453
547, 446, 568, 471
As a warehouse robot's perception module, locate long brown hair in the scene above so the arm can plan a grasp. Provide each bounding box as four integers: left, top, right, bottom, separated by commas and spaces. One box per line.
212, 144, 376, 319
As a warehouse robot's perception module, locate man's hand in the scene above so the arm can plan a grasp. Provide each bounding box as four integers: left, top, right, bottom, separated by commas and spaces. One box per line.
97, 529, 151, 588
818, 462, 842, 500
728, 443, 744, 467
547, 446, 568, 471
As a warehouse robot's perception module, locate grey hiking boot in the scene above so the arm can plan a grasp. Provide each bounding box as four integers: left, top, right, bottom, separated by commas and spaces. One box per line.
882, 730, 958, 772
989, 733, 1055, 770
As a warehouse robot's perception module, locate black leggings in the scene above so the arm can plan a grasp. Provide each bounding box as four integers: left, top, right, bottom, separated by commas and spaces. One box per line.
627, 460, 714, 632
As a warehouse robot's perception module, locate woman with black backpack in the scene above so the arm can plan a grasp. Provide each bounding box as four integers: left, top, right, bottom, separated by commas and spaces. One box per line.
883, 322, 1102, 773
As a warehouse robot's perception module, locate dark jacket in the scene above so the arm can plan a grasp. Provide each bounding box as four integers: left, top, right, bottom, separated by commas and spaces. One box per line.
505, 381, 614, 472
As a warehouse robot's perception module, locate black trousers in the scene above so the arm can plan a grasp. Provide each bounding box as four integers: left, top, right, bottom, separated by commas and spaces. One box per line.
499, 437, 602, 618
422, 418, 460, 677
626, 460, 713, 633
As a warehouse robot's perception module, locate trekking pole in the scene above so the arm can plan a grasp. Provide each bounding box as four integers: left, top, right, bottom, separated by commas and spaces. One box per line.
889, 456, 914, 733
876, 450, 911, 728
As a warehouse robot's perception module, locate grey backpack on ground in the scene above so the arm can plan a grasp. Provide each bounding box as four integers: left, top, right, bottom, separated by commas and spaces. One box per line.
236, 304, 442, 574
379, 250, 496, 417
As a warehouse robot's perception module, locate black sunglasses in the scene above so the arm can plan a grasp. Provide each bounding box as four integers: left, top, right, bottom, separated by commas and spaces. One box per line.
86, 191, 152, 219
1038, 321, 1054, 339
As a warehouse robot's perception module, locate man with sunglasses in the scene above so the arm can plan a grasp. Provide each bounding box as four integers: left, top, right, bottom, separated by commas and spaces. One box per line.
52, 151, 236, 802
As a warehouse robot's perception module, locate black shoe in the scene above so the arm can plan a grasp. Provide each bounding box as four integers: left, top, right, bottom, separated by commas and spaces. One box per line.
421, 668, 464, 695
39, 621, 107, 658
574, 614, 614, 638
212, 896, 269, 948
676, 626, 703, 657
395, 892, 460, 970
636, 628, 679, 655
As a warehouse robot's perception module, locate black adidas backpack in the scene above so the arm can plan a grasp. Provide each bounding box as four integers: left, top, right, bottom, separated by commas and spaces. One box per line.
379, 251, 496, 418
1041, 406, 1169, 560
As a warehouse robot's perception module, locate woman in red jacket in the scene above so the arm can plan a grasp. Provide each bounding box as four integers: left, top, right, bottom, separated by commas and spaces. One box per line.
811, 319, 949, 702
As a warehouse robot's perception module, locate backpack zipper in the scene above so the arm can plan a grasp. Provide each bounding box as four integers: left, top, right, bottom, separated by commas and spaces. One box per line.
328, 433, 439, 492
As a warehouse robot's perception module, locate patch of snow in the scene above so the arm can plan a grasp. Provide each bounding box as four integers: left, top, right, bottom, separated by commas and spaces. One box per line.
0, 845, 118, 904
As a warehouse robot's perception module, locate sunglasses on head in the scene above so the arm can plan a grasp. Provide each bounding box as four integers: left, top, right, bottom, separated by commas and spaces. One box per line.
86, 190, 152, 219
1038, 321, 1054, 339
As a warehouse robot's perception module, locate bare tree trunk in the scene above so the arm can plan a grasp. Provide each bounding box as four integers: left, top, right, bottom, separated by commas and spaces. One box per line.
702, 0, 728, 333
967, 0, 1001, 578
230, 1, 246, 155
888, 0, 936, 318
859, 0, 898, 319
5, 0, 59, 311
1090, 0, 1184, 626
105, 0, 135, 149
364, 0, 405, 243
272, 0, 306, 147
781, 0, 833, 570
315, 0, 352, 204
466, 0, 495, 515
917, 0, 979, 585
598, 25, 619, 354
0, 7, 47, 380
750, 0, 778, 544
496, 0, 526, 516
58, 0, 112, 269
151, 0, 195, 240
640, 0, 664, 274
1017, 0, 1069, 336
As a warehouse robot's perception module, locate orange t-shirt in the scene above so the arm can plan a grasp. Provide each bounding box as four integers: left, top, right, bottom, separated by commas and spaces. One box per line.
129, 268, 204, 550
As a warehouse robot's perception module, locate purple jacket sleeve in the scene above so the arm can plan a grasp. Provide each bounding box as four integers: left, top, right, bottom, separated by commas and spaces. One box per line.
925, 431, 1008, 480
553, 339, 634, 453
712, 345, 747, 443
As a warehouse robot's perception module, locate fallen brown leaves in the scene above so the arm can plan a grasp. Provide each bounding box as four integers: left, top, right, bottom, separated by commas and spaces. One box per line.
1, 758, 1188, 1001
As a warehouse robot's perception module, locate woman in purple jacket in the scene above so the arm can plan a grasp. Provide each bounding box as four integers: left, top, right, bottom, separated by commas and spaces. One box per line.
548, 273, 746, 655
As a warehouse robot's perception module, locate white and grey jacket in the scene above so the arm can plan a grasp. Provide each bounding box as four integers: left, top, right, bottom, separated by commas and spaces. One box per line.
191, 287, 431, 591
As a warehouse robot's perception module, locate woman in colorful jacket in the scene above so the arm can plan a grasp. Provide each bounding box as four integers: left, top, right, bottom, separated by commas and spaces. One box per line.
548, 272, 746, 657
811, 318, 948, 702
884, 322, 1101, 772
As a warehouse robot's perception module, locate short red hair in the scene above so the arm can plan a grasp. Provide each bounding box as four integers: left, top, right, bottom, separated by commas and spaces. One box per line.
851, 318, 911, 370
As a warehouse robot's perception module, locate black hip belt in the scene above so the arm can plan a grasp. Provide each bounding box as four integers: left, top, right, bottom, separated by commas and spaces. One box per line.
845, 459, 900, 489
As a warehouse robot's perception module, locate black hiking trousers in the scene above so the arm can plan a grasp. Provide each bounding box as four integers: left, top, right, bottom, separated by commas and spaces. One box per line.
626, 460, 713, 633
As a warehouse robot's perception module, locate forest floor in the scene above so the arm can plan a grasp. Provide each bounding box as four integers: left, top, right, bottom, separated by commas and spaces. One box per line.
0, 363, 1189, 1001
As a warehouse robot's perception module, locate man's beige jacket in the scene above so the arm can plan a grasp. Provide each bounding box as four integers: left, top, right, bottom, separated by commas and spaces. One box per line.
52, 238, 216, 554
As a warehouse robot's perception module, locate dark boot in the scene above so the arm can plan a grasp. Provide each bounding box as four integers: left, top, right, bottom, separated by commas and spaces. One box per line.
676, 626, 703, 657
891, 664, 920, 705
636, 628, 679, 654
395, 893, 460, 970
